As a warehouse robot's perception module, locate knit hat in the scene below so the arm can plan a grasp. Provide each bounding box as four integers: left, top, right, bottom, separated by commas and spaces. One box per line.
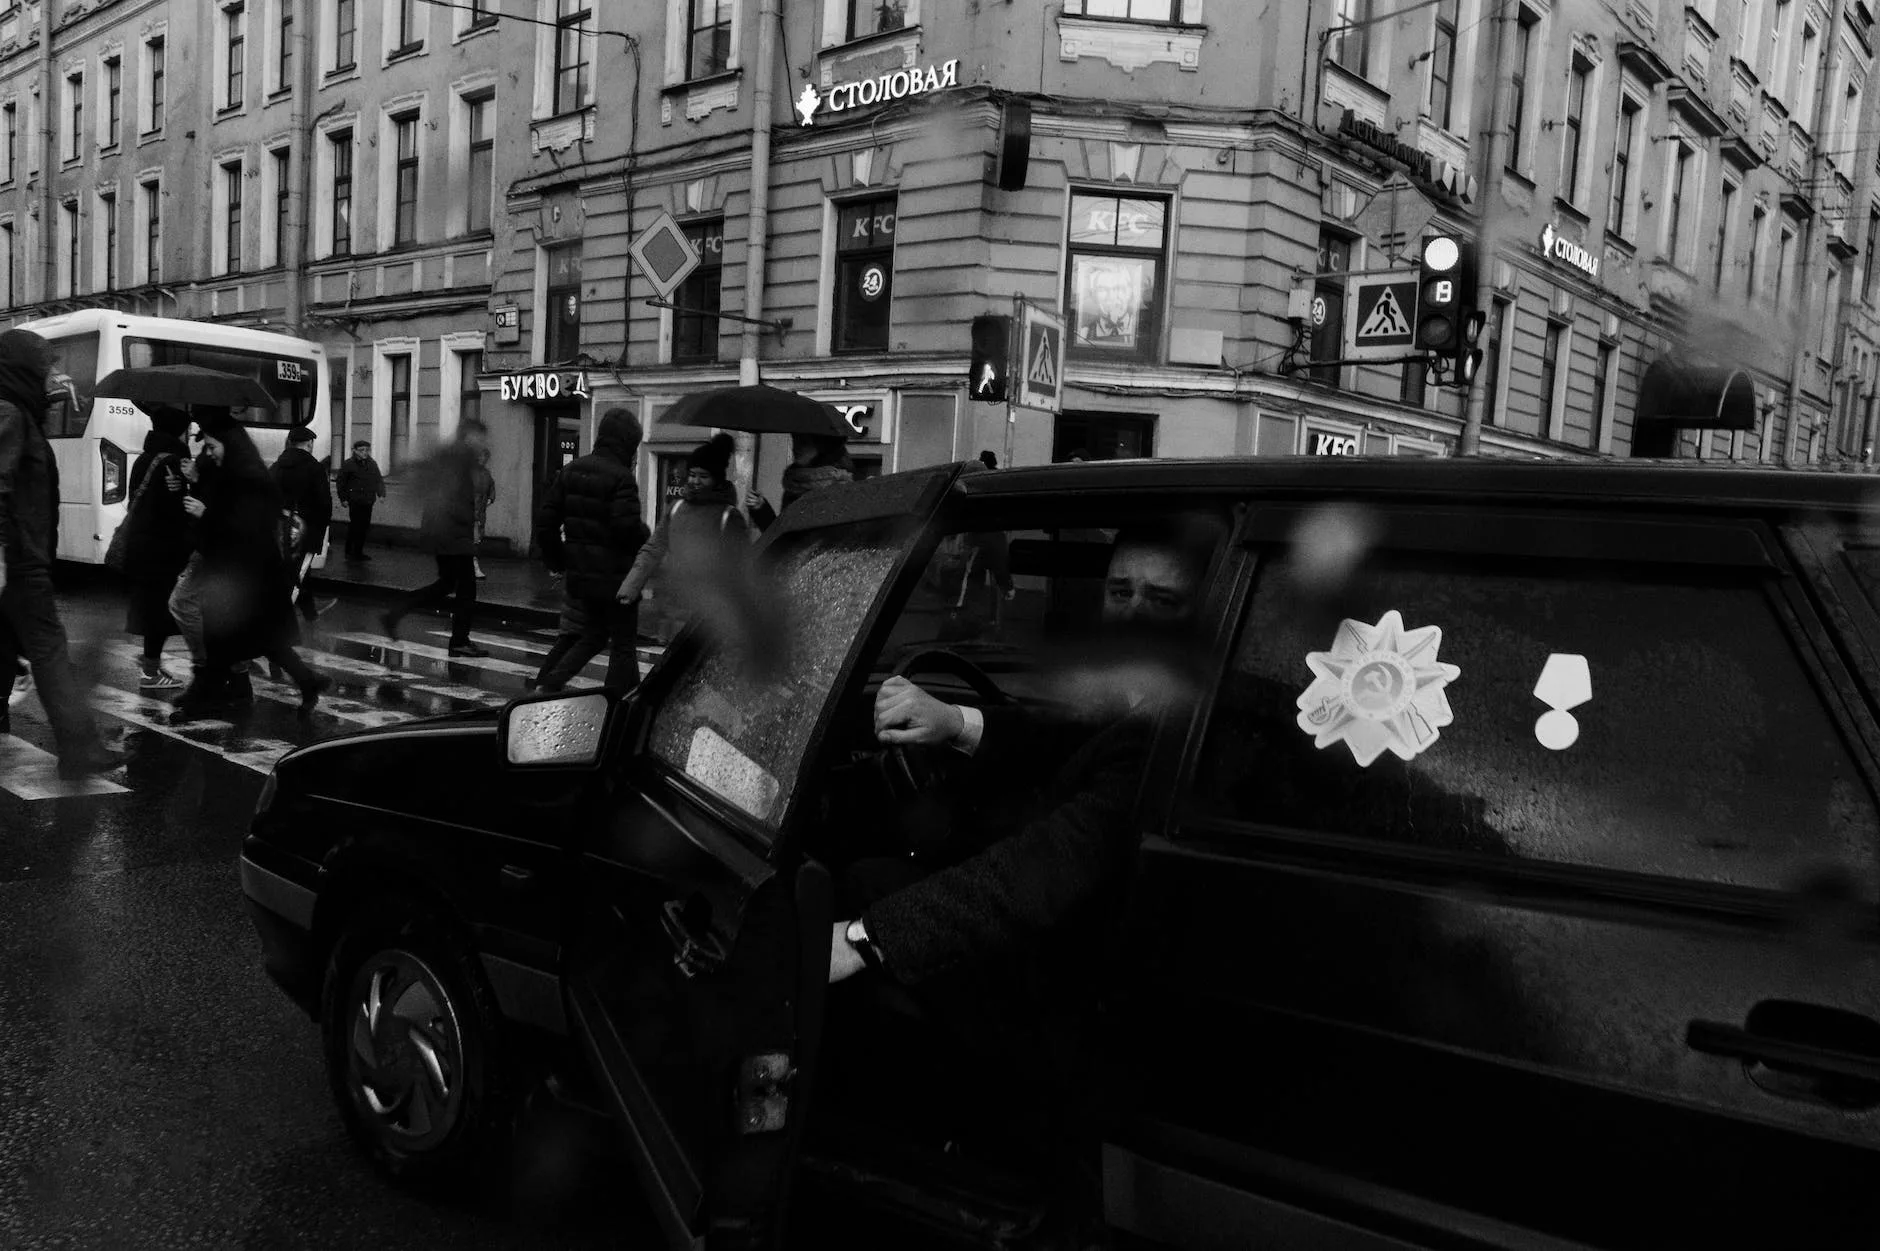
688, 432, 735, 482
195, 406, 242, 438
286, 425, 316, 444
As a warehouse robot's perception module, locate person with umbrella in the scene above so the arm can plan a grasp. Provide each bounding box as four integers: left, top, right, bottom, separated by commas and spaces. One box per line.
745, 433, 856, 532
0, 328, 122, 774
662, 383, 857, 531
176, 410, 329, 718
119, 403, 194, 689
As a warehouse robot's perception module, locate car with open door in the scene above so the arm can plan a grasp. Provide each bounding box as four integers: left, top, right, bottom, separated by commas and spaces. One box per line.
243, 458, 1880, 1249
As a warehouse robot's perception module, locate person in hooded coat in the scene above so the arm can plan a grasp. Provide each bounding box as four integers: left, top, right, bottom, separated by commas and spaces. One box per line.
746, 433, 855, 532
616, 432, 753, 643
382, 418, 491, 657
179, 410, 328, 718
0, 328, 119, 774
120, 404, 193, 689
270, 424, 333, 623
531, 407, 649, 691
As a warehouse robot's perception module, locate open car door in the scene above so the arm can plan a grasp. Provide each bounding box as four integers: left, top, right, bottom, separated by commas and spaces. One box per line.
563, 467, 959, 1250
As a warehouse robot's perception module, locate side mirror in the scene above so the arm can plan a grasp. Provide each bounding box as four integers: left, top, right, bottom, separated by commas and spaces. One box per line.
500, 689, 618, 769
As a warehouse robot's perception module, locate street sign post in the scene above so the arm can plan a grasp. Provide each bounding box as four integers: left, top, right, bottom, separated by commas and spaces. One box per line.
1344, 277, 1419, 360
628, 211, 702, 301
1016, 303, 1066, 413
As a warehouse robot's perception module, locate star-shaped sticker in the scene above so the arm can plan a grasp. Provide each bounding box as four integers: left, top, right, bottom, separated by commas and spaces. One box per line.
795, 84, 822, 127
1295, 610, 1461, 767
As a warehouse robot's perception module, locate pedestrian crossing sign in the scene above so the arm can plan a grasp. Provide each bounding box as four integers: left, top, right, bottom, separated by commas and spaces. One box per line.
1346, 277, 1419, 354
1016, 304, 1066, 412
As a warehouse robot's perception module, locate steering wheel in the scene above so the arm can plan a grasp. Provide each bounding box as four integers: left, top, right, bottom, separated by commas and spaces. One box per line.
881, 648, 1012, 801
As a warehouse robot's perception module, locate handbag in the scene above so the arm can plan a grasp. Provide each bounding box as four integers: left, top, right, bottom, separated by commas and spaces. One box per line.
103, 455, 171, 574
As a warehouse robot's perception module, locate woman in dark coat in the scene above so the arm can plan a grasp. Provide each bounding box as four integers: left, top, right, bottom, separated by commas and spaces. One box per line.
178, 411, 328, 717
121, 406, 192, 689
746, 433, 855, 532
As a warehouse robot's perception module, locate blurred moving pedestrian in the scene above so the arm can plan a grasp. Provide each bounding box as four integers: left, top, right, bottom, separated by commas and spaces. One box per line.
979, 449, 999, 470
271, 425, 333, 623
472, 448, 495, 580
166, 449, 214, 691
336, 440, 385, 561
746, 433, 855, 532
0, 328, 121, 774
617, 433, 751, 645
119, 404, 193, 689
382, 419, 490, 658
531, 408, 649, 691
177, 411, 328, 718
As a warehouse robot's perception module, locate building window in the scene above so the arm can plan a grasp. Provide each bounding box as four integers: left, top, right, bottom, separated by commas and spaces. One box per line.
388, 353, 413, 470
849, 1, 909, 39
1748, 205, 1766, 297
1592, 340, 1614, 450
143, 180, 161, 282
554, 0, 594, 114
392, 112, 419, 247
1776, 224, 1795, 309
835, 194, 898, 354
469, 0, 499, 30
1508, 9, 1537, 172
146, 38, 166, 133
467, 93, 493, 235
334, 0, 356, 72
225, 3, 246, 110
105, 58, 121, 147
1666, 142, 1693, 267
100, 191, 117, 290
675, 218, 725, 363
273, 147, 290, 266
1715, 180, 1736, 291
1866, 210, 1880, 304
458, 350, 483, 426
545, 245, 582, 362
1562, 59, 1589, 204
1429, 0, 1458, 130
1, 221, 13, 307
328, 358, 346, 446
4, 103, 16, 182
66, 73, 82, 162
277, 0, 293, 91
393, 0, 422, 54
1330, 0, 1373, 78
1610, 96, 1639, 237
1310, 229, 1352, 388
1482, 297, 1511, 427
1067, 192, 1167, 361
687, 0, 733, 79
1067, 1, 1197, 18
63, 201, 80, 297
1822, 263, 1843, 357
330, 130, 352, 255
1540, 320, 1564, 434
224, 160, 244, 273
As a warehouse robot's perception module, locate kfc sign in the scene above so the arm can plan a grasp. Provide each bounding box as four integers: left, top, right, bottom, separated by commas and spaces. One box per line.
835, 403, 874, 439
1310, 430, 1360, 456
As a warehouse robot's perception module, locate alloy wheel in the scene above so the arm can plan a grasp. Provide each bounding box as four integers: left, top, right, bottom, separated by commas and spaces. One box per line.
343, 948, 466, 1153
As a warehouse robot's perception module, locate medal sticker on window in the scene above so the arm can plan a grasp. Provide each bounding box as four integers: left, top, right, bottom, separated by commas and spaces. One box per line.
1296, 610, 1461, 767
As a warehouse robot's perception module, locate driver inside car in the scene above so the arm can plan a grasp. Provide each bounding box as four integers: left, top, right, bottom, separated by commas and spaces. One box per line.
830, 513, 1226, 990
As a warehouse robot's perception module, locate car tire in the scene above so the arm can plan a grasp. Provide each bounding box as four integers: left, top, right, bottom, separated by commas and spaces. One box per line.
320, 898, 515, 1191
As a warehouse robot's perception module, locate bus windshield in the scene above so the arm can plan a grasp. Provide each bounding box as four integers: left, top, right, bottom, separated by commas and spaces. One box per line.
42, 332, 101, 438
123, 336, 317, 428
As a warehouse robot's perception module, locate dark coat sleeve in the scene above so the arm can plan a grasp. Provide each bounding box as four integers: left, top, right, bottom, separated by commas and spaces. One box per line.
0, 401, 23, 557
535, 470, 569, 571
862, 714, 1153, 985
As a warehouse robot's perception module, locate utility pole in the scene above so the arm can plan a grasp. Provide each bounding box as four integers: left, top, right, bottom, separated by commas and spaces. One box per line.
735, 0, 781, 494
284, 0, 314, 335
1783, 0, 1848, 465
1457, 1, 1512, 457
36, 0, 54, 305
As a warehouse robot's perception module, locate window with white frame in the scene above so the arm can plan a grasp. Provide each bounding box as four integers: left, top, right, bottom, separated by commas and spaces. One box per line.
1539, 318, 1569, 441
834, 195, 898, 354
386, 351, 414, 469
1715, 177, 1737, 291
1064, 1, 1199, 19
1776, 221, 1796, 309
1483, 296, 1513, 428
553, 0, 594, 113
143, 36, 166, 133
1609, 89, 1643, 238
223, 3, 247, 112
1823, 263, 1843, 356
1865, 208, 1880, 304
391, 112, 420, 247
64, 71, 83, 162
324, 127, 354, 256
0, 219, 14, 308
268, 146, 290, 266
3, 102, 16, 182
330, 0, 357, 73
1065, 190, 1169, 363
1428, 0, 1459, 131
465, 92, 494, 235
674, 218, 725, 363
102, 56, 121, 147
388, 0, 425, 58
689, 0, 733, 78
139, 178, 161, 283
271, 0, 294, 93
1330, 0, 1374, 78
1506, 7, 1540, 174
463, 0, 500, 35
1797, 19, 1820, 123
848, 1, 909, 39
1560, 56, 1593, 206
216, 158, 245, 275
1592, 339, 1615, 451
22, 94, 35, 176
1738, 0, 1761, 60
1664, 138, 1698, 269
60, 200, 80, 297
96, 189, 117, 291
1769, 0, 1794, 101
1748, 203, 1767, 298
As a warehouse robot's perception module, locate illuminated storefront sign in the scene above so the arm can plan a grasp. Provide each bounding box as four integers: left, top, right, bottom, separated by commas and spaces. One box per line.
1539, 223, 1600, 278
795, 59, 959, 126
499, 369, 591, 403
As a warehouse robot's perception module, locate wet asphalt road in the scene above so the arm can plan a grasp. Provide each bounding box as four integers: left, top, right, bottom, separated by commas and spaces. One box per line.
0, 576, 646, 1250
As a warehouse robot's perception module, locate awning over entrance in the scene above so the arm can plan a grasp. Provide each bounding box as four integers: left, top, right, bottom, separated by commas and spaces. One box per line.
1635, 360, 1757, 430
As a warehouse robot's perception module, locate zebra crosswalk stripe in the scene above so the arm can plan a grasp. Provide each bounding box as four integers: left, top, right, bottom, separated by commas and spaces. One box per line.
0, 735, 130, 799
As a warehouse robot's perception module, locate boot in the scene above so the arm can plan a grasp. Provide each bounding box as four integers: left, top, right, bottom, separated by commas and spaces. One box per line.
297, 675, 332, 720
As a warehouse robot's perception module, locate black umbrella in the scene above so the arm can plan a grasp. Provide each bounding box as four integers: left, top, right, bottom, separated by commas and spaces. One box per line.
93, 365, 278, 412
666, 384, 849, 438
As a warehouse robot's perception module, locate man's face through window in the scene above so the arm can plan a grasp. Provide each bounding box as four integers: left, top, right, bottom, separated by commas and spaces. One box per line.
1103, 542, 1201, 628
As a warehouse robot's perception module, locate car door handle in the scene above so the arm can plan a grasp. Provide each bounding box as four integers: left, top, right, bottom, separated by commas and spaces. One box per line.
660, 898, 728, 980
1685, 1019, 1880, 1084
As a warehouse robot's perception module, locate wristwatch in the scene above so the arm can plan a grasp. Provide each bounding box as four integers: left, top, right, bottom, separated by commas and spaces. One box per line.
845, 918, 885, 973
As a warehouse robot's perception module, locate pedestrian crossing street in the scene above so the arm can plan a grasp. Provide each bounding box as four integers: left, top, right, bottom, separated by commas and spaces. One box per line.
1, 623, 662, 801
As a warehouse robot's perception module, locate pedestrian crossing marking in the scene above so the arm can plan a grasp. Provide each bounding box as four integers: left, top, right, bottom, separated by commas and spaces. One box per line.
335, 632, 547, 680
1358, 287, 1411, 338
1027, 331, 1058, 388
0, 736, 129, 799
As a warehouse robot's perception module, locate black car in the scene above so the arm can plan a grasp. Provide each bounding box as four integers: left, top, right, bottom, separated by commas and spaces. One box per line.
241, 459, 1880, 1249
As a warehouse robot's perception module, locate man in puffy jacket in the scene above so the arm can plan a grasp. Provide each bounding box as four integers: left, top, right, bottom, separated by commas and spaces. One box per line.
532, 407, 649, 691
0, 329, 119, 775
381, 419, 489, 657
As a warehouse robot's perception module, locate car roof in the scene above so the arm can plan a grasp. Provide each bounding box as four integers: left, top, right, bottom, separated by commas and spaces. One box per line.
951, 456, 1880, 515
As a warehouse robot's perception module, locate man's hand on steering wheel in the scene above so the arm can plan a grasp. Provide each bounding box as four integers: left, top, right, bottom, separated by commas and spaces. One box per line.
874, 676, 964, 747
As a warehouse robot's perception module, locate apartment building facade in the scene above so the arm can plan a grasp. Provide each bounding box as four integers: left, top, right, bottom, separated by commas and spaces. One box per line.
3, 1, 1877, 555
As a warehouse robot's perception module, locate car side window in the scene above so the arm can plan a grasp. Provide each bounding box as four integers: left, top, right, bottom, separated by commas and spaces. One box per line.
647, 519, 905, 832
1189, 548, 1880, 899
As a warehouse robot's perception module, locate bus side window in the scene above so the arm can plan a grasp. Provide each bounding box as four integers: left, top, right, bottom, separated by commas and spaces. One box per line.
42, 332, 100, 437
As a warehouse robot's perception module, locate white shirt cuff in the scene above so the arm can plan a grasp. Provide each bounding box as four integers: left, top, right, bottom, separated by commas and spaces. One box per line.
953, 705, 985, 756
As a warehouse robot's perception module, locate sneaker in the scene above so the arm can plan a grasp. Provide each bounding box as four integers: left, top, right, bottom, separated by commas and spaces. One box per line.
58, 744, 125, 780
474, 564, 488, 580
297, 675, 332, 720
139, 670, 184, 691
448, 643, 490, 659
8, 670, 32, 708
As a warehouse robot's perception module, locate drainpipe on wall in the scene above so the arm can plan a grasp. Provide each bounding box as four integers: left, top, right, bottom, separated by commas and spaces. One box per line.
37, 0, 54, 305
735, 0, 781, 489
1782, 0, 1847, 465
1456, 0, 1512, 457
284, 0, 313, 335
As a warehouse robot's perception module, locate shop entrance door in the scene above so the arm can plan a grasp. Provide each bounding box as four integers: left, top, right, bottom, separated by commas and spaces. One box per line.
532, 403, 583, 554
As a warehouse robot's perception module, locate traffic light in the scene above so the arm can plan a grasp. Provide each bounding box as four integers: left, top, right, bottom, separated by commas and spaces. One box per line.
1414, 233, 1481, 387
1455, 308, 1487, 390
970, 314, 1011, 403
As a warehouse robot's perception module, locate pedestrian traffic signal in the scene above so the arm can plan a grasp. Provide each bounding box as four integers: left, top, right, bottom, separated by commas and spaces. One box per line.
970, 315, 1011, 403
1414, 233, 1479, 388
1456, 308, 1487, 389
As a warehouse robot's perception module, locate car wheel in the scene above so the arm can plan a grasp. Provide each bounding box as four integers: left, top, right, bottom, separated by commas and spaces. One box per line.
320, 900, 515, 1189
